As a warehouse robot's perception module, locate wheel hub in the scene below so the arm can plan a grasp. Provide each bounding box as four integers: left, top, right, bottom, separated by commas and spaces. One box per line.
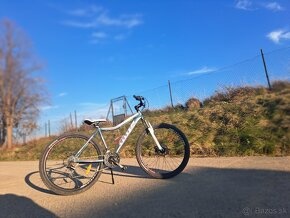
154, 144, 169, 155
64, 155, 77, 168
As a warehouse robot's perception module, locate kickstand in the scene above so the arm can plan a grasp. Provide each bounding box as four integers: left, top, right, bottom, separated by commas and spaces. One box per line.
110, 168, 115, 184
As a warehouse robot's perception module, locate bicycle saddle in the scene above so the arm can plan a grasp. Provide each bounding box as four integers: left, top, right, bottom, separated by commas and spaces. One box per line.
84, 119, 107, 125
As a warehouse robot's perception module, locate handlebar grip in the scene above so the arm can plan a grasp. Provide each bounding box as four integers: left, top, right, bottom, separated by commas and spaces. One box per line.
133, 95, 144, 101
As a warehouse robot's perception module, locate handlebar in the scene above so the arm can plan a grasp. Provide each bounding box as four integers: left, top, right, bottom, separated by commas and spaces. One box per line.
133, 95, 144, 101
133, 95, 145, 111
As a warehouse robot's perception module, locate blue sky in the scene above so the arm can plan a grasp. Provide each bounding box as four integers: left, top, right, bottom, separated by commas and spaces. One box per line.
1, 0, 290, 129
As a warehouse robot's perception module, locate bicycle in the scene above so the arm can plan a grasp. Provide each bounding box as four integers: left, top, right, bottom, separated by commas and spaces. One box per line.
39, 95, 190, 195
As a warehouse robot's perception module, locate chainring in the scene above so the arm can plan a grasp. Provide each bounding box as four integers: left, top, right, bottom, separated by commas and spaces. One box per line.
104, 151, 120, 168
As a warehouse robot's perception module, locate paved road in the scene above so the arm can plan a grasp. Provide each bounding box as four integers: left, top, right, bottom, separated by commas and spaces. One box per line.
0, 157, 290, 218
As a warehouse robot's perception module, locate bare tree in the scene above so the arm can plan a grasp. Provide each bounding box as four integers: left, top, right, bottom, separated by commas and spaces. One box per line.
0, 19, 46, 148
58, 117, 74, 134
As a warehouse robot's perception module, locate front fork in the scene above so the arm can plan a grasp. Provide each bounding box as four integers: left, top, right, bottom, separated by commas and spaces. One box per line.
143, 119, 164, 152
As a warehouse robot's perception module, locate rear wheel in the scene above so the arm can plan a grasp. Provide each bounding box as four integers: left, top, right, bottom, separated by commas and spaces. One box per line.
136, 123, 190, 179
39, 134, 103, 195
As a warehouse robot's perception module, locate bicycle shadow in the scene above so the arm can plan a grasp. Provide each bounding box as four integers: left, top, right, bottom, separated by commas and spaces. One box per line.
0, 194, 57, 217
24, 171, 57, 195
25, 164, 149, 194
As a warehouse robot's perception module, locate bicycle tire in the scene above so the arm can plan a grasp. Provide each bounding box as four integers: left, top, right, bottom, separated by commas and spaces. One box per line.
136, 123, 190, 179
39, 134, 103, 195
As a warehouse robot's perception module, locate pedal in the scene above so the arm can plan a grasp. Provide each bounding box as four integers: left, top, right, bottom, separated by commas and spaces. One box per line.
111, 160, 127, 171
116, 162, 127, 171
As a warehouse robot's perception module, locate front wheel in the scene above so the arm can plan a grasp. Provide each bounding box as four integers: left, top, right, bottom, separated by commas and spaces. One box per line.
39, 134, 103, 195
136, 123, 190, 179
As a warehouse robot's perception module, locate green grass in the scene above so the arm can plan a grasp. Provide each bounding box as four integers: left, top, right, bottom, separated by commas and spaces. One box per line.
1, 80, 289, 160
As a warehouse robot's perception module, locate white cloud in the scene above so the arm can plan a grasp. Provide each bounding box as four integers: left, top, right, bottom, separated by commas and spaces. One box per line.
58, 92, 68, 97
40, 105, 59, 111
61, 5, 143, 43
114, 33, 129, 41
267, 29, 290, 43
235, 0, 285, 12
62, 5, 143, 43
61, 20, 97, 28
92, 31, 107, 39
96, 13, 142, 28
235, 0, 253, 10
63, 13, 142, 29
187, 66, 218, 75
68, 5, 104, 17
90, 32, 108, 44
77, 102, 109, 119
264, 2, 284, 11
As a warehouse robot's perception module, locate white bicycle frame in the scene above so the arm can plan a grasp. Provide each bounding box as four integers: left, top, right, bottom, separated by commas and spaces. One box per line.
74, 111, 162, 163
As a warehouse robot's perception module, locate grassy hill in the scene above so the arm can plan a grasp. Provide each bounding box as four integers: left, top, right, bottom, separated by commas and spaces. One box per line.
0, 80, 289, 160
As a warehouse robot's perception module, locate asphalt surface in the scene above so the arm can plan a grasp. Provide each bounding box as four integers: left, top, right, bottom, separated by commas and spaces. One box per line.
0, 157, 290, 218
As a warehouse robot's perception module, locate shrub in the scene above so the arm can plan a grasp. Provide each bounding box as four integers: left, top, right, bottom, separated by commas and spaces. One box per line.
185, 98, 202, 110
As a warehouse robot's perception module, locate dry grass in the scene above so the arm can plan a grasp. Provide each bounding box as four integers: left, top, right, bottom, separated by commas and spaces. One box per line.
1, 80, 289, 160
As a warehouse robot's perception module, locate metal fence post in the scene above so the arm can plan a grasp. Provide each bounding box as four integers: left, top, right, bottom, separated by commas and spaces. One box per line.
260, 49, 272, 90
168, 80, 174, 107
48, 120, 51, 137
45, 122, 47, 137
74, 110, 77, 130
